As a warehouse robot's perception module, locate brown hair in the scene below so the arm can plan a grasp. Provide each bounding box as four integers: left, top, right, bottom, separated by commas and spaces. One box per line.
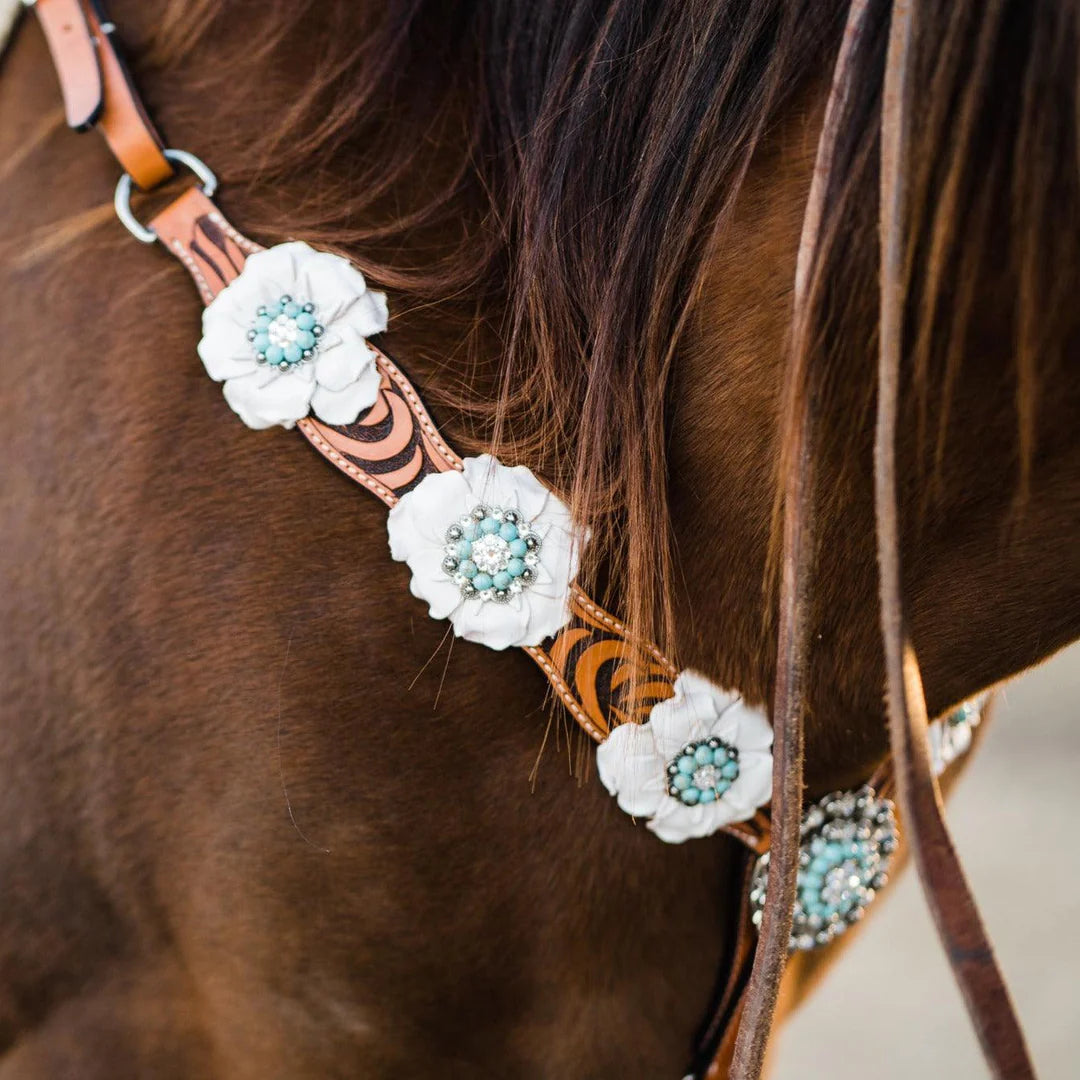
152, 0, 1079, 675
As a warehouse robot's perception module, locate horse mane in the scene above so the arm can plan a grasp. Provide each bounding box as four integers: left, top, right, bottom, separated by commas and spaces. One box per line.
145, 0, 1077, 674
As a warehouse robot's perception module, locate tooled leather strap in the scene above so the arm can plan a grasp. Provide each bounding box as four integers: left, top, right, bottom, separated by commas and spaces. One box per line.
32, 0, 172, 189
149, 189, 680, 747
877, 4, 1034, 1078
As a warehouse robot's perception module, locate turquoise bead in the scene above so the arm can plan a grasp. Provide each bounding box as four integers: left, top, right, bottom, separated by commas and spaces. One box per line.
676, 755, 696, 775
479, 517, 499, 535
266, 345, 284, 364
254, 314, 272, 331
715, 778, 731, 795
672, 773, 691, 791
800, 889, 818, 909
296, 330, 316, 350
459, 560, 478, 579
720, 760, 739, 779
698, 786, 716, 804
801, 872, 824, 890
493, 570, 512, 590
265, 302, 283, 318
455, 540, 473, 559
824, 842, 845, 861
810, 856, 831, 875
284, 301, 302, 317
473, 572, 493, 591
679, 788, 700, 806
499, 522, 519, 542
506, 557, 526, 578
694, 745, 714, 766
713, 746, 729, 764
508, 538, 528, 557
284, 344, 303, 364
296, 311, 316, 331
462, 523, 479, 541
253, 332, 271, 352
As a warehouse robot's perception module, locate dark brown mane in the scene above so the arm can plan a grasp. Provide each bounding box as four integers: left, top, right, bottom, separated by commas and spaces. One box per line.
136, 0, 1077, 678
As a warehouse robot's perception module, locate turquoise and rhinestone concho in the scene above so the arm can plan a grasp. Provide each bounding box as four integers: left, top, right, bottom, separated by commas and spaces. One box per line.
749, 786, 898, 951
665, 738, 741, 807
443, 504, 542, 603
247, 294, 325, 371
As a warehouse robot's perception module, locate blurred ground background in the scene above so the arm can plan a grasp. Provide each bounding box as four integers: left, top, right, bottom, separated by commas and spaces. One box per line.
774, 642, 1080, 1078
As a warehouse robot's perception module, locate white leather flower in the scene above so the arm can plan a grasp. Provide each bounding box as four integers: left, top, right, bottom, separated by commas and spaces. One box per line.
387, 454, 585, 650
197, 241, 388, 429
596, 670, 773, 844
928, 696, 984, 777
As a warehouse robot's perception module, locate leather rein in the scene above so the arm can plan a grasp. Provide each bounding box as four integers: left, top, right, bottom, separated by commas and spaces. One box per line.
16, 1, 1036, 1077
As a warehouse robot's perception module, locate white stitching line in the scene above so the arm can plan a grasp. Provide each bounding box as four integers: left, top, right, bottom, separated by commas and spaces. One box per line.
297, 419, 398, 505
170, 238, 214, 304
206, 211, 262, 255
525, 646, 604, 743
572, 591, 675, 671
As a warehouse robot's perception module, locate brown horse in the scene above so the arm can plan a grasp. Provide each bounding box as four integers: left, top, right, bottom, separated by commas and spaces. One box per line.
1, 0, 1078, 1076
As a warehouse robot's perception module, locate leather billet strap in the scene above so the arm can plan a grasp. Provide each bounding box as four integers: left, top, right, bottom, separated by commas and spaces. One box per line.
31, 0, 173, 189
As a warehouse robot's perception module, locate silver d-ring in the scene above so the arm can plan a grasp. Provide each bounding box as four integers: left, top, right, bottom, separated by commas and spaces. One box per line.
113, 149, 219, 244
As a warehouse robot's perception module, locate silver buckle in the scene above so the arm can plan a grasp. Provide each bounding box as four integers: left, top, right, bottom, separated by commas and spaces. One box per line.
113, 148, 218, 244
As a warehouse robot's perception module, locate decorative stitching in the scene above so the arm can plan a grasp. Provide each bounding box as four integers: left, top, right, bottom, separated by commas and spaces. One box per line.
170, 238, 214, 305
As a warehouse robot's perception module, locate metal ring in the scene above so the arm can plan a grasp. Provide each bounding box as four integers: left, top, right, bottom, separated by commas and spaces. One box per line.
113, 149, 219, 245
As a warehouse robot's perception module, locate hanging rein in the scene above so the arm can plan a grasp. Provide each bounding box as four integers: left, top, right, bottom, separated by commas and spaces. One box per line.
17, 1, 1035, 1077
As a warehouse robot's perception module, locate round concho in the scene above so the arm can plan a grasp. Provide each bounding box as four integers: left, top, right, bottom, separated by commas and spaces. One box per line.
664, 739, 741, 807
749, 786, 898, 951
247, 294, 324, 371
442, 505, 542, 604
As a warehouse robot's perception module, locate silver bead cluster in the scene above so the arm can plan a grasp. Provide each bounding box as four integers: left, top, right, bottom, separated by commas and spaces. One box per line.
442, 504, 542, 604
749, 786, 898, 952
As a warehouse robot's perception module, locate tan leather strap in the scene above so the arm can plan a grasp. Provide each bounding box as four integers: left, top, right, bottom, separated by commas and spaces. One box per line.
32, 0, 173, 189
33, 0, 101, 128
877, 3, 1035, 1078
725, 4, 873, 1077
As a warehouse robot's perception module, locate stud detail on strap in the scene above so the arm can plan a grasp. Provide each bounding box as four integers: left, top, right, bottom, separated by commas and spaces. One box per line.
750, 786, 898, 951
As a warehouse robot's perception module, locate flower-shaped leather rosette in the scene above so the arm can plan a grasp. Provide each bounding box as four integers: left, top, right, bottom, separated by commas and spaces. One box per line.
386, 454, 586, 650
197, 241, 388, 429
596, 670, 773, 843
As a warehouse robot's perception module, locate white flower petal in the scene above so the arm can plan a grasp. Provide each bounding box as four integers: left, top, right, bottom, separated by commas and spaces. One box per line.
340, 289, 389, 338
314, 340, 376, 393
387, 469, 473, 560
725, 700, 774, 752
596, 722, 666, 818
405, 547, 462, 621
460, 455, 553, 520
647, 797, 732, 844
449, 593, 534, 650
721, 750, 772, 818
222, 368, 315, 430
649, 694, 714, 760
675, 669, 741, 713
197, 332, 255, 382
520, 590, 575, 646
310, 364, 381, 425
